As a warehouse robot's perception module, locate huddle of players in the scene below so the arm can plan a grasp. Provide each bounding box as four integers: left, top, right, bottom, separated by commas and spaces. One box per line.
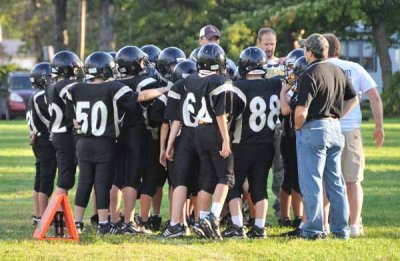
27, 40, 308, 239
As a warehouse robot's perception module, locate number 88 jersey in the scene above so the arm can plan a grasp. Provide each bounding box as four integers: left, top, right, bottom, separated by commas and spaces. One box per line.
232, 77, 282, 144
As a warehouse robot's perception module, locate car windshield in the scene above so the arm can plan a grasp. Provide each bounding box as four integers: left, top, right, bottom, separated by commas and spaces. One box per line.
10, 76, 32, 90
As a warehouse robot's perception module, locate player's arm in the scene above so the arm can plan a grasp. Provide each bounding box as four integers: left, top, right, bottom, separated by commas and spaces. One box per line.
366, 88, 384, 147
294, 105, 308, 130
216, 114, 231, 158
165, 120, 181, 161
279, 81, 292, 115
137, 85, 171, 102
159, 122, 169, 168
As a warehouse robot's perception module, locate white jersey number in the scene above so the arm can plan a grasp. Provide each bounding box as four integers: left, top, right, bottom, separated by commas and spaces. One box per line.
249, 94, 280, 132
49, 103, 67, 133
182, 92, 198, 127
76, 101, 108, 136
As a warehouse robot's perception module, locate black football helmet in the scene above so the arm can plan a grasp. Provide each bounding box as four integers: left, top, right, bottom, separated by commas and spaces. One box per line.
172, 60, 197, 82
226, 58, 237, 79
30, 62, 52, 89
285, 48, 305, 70
50, 50, 83, 78
84, 51, 115, 80
116, 46, 147, 76
156, 47, 186, 80
189, 47, 201, 62
287, 56, 308, 90
108, 51, 117, 60
238, 47, 267, 76
141, 45, 161, 65
197, 43, 226, 74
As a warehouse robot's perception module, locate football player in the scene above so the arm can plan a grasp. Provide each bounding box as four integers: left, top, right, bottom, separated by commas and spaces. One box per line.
162, 59, 198, 238
223, 47, 282, 238
47, 51, 82, 196
27, 62, 57, 225
182, 43, 233, 240
67, 51, 169, 235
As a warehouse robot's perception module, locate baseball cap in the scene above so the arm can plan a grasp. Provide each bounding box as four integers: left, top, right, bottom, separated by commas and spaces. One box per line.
199, 25, 221, 40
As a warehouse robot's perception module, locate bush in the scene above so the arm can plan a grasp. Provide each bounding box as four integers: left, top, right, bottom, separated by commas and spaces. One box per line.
0, 64, 24, 85
382, 72, 400, 116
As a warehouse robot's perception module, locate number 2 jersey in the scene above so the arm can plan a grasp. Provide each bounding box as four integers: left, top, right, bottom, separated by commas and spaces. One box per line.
26, 89, 51, 139
66, 80, 138, 139
232, 77, 282, 144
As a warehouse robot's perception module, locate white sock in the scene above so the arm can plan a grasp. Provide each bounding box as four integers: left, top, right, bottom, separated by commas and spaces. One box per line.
211, 203, 223, 217
255, 218, 265, 229
299, 222, 305, 229
170, 220, 178, 226
199, 211, 210, 220
231, 215, 243, 227
99, 221, 108, 225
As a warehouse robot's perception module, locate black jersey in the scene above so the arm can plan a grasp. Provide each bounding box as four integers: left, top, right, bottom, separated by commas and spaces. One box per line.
26, 89, 51, 139
164, 79, 184, 122
183, 72, 232, 125
232, 78, 282, 144
119, 75, 160, 127
46, 79, 75, 133
66, 80, 138, 139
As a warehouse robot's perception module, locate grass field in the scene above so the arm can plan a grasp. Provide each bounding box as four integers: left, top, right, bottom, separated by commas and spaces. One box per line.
0, 119, 399, 260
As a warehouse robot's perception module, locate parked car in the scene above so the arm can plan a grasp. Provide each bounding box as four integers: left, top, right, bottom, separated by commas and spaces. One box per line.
0, 72, 34, 119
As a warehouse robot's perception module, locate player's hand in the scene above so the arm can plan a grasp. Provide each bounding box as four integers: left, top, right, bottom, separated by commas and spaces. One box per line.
160, 151, 167, 169
219, 140, 231, 158
373, 127, 384, 148
278, 57, 287, 65
281, 81, 290, 93
29, 133, 36, 145
166, 145, 174, 161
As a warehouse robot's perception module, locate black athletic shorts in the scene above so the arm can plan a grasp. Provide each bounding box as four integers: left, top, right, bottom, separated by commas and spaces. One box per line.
75, 137, 116, 209
195, 124, 234, 194
171, 127, 199, 190
52, 132, 76, 190
113, 125, 147, 189
32, 136, 57, 196
228, 142, 275, 203
141, 131, 167, 196
280, 135, 300, 194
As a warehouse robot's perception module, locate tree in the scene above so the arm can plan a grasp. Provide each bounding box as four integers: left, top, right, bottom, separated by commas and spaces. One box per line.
53, 0, 68, 51
98, 0, 115, 51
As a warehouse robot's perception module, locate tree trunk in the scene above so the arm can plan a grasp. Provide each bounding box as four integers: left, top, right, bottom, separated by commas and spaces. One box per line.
371, 18, 392, 90
53, 0, 68, 52
31, 0, 43, 61
99, 0, 115, 51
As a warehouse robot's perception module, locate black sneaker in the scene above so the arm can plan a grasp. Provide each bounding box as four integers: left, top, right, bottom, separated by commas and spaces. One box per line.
186, 213, 195, 227
149, 215, 162, 231
280, 227, 302, 237
246, 225, 266, 238
200, 213, 222, 240
32, 215, 40, 226
90, 214, 99, 227
222, 224, 246, 238
192, 221, 206, 238
299, 232, 327, 240
220, 213, 232, 226
292, 216, 302, 228
162, 223, 185, 238
139, 220, 153, 234
245, 217, 255, 228
97, 222, 111, 235
75, 222, 84, 234
109, 222, 122, 234
121, 221, 141, 235
278, 217, 292, 227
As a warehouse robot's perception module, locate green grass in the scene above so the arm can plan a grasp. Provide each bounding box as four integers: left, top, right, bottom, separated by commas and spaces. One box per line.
0, 119, 399, 260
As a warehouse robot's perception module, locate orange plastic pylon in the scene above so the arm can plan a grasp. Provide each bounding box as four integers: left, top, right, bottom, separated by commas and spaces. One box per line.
33, 194, 79, 242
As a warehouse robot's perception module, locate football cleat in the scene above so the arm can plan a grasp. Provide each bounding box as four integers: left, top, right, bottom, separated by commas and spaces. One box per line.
199, 213, 222, 240
292, 216, 302, 228
109, 222, 122, 235
222, 224, 247, 238
192, 221, 206, 238
162, 223, 185, 238
97, 222, 111, 235
149, 215, 162, 231
278, 217, 292, 227
75, 222, 84, 234
90, 214, 99, 227
32, 215, 40, 226
246, 225, 267, 238
121, 221, 141, 235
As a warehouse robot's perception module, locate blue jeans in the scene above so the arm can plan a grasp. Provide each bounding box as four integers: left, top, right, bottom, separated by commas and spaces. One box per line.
296, 119, 350, 238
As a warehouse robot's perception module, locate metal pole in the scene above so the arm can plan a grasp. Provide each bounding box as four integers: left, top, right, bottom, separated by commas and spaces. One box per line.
79, 0, 87, 60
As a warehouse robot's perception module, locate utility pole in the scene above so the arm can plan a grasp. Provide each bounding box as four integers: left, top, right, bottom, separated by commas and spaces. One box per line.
79, 0, 87, 60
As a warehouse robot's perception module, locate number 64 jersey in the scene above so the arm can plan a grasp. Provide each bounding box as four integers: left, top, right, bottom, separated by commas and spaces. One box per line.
66, 81, 138, 139
232, 78, 282, 144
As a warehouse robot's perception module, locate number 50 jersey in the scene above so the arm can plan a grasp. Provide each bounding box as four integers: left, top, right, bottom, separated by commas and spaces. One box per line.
232, 78, 282, 144
66, 80, 138, 139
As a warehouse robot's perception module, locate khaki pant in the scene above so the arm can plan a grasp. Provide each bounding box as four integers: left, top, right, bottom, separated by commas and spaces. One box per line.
341, 129, 365, 183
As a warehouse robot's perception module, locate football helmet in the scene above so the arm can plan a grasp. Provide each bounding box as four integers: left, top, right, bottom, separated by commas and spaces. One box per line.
226, 58, 237, 79
156, 47, 186, 80
287, 56, 308, 91
238, 47, 267, 76
141, 45, 161, 65
50, 50, 83, 78
116, 46, 147, 76
189, 47, 201, 62
172, 60, 197, 82
30, 62, 52, 89
197, 43, 226, 74
84, 51, 115, 80
285, 48, 305, 70
108, 51, 117, 60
